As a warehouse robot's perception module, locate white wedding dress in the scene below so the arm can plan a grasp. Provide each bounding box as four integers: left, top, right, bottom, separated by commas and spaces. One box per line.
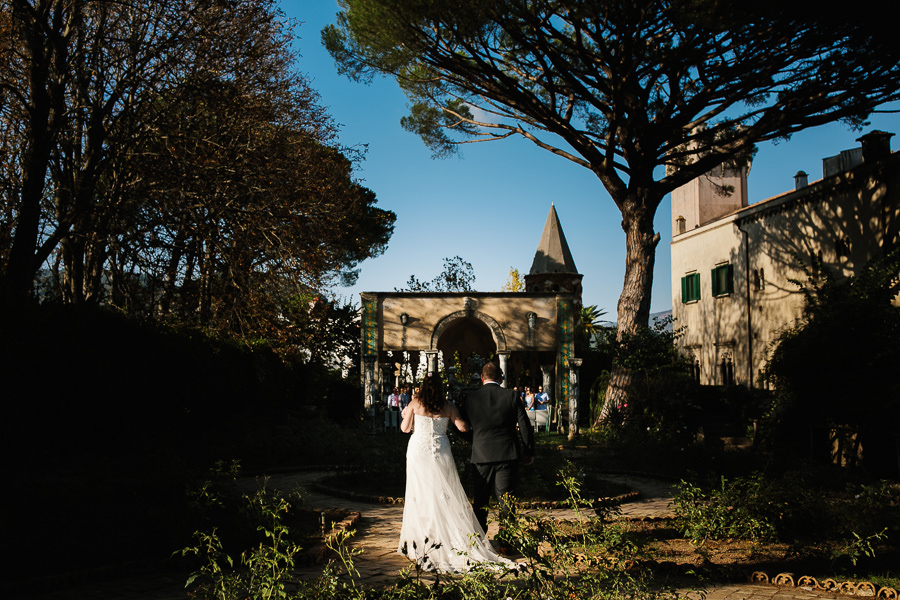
397, 414, 514, 572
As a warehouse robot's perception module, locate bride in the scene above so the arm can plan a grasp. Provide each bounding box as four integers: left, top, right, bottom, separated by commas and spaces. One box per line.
397, 373, 514, 572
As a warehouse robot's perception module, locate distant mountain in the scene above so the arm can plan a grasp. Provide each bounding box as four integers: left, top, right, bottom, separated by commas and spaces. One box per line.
599, 309, 674, 332
651, 309, 673, 332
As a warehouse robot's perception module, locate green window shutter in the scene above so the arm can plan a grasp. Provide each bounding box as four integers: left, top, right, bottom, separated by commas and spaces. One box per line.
711, 264, 734, 296
682, 273, 701, 302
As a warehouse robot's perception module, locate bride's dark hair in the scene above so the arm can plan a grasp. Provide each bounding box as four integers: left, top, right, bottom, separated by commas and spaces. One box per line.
418, 372, 444, 414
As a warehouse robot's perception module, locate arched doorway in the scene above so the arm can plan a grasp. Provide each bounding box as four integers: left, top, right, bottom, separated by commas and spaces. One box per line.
436, 316, 496, 386
360, 291, 577, 430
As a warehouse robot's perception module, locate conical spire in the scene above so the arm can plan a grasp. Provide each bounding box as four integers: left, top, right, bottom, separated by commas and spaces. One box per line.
529, 203, 578, 274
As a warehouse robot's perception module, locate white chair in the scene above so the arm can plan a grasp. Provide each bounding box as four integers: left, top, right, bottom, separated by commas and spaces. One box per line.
528, 410, 550, 433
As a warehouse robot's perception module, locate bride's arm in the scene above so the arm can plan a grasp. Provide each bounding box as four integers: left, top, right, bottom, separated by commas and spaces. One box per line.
448, 401, 469, 432
400, 400, 417, 433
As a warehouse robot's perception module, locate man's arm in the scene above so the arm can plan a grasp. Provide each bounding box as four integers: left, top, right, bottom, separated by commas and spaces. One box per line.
455, 392, 474, 441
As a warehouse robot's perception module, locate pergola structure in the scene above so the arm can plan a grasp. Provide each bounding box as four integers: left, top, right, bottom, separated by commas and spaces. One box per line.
359, 205, 587, 433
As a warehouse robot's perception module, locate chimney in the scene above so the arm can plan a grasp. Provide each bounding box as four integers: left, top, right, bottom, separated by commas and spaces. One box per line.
794, 171, 808, 190
857, 130, 894, 164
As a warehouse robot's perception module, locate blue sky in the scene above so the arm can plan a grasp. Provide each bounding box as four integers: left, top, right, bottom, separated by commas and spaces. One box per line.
289, 1, 900, 320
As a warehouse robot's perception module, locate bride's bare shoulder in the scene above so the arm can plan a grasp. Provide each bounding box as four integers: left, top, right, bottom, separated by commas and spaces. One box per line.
409, 401, 438, 419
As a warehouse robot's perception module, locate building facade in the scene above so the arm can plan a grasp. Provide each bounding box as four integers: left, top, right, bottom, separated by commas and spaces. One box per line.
671, 131, 900, 388
360, 205, 585, 428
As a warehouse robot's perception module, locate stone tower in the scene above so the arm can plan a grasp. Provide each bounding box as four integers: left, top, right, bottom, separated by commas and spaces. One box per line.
671, 159, 750, 237
525, 204, 583, 306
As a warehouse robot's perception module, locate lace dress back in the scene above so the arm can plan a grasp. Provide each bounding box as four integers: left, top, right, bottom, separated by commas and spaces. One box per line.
397, 414, 513, 572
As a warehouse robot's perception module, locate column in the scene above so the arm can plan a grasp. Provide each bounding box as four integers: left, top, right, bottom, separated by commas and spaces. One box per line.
408, 350, 421, 383
363, 357, 376, 408
425, 351, 439, 375
497, 352, 510, 388
568, 358, 583, 441
381, 367, 395, 430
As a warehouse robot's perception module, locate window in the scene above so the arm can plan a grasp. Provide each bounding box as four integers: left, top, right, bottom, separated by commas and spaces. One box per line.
681, 272, 701, 303
753, 268, 766, 291
690, 358, 701, 383
720, 356, 735, 386
675, 216, 686, 235
711, 263, 734, 297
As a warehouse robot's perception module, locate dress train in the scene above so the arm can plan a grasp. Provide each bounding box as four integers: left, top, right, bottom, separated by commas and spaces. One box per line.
397, 414, 514, 572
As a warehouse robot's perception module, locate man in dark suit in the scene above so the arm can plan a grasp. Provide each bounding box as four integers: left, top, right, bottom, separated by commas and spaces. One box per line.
461, 361, 535, 547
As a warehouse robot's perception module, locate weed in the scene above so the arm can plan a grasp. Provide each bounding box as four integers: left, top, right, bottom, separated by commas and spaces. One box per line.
177, 482, 302, 600
674, 474, 781, 546
830, 528, 888, 568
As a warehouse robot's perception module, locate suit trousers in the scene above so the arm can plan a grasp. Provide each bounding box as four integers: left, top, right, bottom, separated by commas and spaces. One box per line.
472, 460, 518, 535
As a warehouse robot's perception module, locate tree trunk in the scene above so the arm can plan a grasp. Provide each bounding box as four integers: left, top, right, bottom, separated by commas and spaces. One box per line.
3, 3, 55, 302
60, 232, 85, 304
2, 1, 79, 304
159, 228, 187, 315
83, 233, 108, 303
198, 243, 212, 327
597, 198, 660, 425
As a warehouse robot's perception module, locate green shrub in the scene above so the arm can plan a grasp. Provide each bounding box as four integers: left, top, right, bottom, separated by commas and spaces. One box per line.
674, 473, 781, 545
674, 471, 900, 564
764, 250, 900, 475
179, 483, 303, 600
1, 301, 366, 583
593, 317, 705, 454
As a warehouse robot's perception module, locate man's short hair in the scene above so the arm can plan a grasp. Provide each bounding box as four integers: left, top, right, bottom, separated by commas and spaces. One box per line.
482, 362, 502, 381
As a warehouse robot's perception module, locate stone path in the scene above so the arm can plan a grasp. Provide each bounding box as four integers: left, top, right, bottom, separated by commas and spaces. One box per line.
21, 471, 850, 600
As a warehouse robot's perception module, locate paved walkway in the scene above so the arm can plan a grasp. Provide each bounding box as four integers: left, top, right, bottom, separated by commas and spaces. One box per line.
23, 471, 849, 600
249, 470, 684, 587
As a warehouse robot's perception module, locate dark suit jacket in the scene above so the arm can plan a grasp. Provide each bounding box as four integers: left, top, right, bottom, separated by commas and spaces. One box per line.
462, 382, 535, 464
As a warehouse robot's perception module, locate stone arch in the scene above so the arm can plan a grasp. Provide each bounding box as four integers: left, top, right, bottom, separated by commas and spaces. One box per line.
430, 310, 507, 352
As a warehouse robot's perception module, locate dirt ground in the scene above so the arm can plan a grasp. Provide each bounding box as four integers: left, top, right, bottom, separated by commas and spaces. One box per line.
615, 518, 900, 587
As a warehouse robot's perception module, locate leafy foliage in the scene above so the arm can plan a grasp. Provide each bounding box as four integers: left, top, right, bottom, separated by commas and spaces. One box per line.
576, 304, 609, 353
0, 0, 394, 360
179, 480, 305, 600
179, 461, 682, 600
120, 75, 393, 350
764, 250, 900, 473
593, 316, 700, 446
0, 299, 374, 584
500, 267, 525, 292
674, 472, 900, 566
674, 473, 782, 545
396, 255, 475, 292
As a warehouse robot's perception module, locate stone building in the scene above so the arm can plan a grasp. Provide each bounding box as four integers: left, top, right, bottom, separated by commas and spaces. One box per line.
360, 205, 584, 428
670, 130, 900, 388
